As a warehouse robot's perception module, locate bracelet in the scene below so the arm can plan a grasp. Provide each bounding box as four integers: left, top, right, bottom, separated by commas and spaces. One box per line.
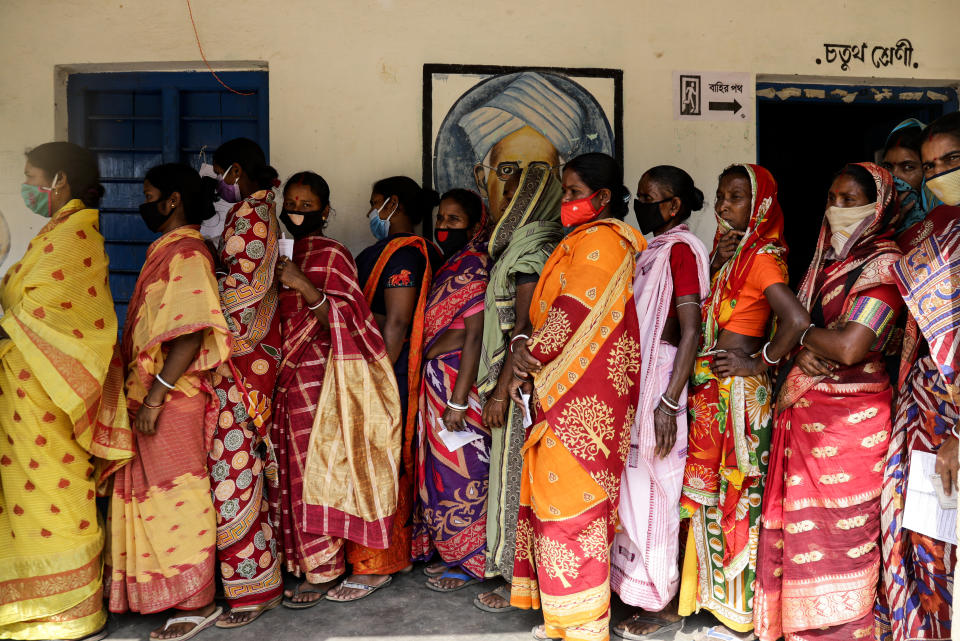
446, 399, 469, 411
307, 292, 327, 311
491, 397, 507, 403
761, 342, 780, 366
154, 373, 176, 390
656, 404, 686, 417
142, 399, 164, 409
509, 333, 530, 353
799, 323, 815, 347
659, 394, 681, 411
675, 301, 701, 309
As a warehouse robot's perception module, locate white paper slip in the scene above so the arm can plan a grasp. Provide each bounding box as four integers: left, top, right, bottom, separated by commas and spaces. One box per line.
278, 237, 295, 259
903, 449, 958, 545
436, 421, 483, 452
521, 392, 533, 429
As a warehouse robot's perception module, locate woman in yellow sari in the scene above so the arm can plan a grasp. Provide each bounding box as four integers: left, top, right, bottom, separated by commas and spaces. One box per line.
106, 164, 231, 641
510, 153, 647, 641
0, 142, 133, 641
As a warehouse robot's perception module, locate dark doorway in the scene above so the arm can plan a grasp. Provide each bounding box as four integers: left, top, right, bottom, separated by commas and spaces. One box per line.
756, 83, 956, 287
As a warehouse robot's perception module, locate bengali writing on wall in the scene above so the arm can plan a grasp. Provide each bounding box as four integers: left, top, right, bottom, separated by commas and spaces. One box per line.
815, 38, 918, 72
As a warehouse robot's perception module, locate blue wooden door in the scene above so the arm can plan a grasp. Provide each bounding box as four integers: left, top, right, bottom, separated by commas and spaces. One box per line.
67, 71, 269, 326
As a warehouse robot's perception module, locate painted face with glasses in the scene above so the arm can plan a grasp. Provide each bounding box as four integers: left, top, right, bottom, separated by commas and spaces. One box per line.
472, 126, 560, 219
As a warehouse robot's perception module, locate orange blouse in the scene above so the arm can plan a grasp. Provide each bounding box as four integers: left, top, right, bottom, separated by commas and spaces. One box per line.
716, 253, 787, 338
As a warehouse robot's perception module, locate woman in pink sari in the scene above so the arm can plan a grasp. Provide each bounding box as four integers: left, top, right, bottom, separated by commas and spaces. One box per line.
611, 166, 710, 639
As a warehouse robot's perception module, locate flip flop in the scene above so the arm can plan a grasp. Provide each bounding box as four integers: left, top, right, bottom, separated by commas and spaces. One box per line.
473, 584, 518, 613
532, 624, 561, 640
150, 606, 223, 641
216, 593, 282, 627
422, 562, 447, 578
425, 569, 481, 593
324, 575, 393, 602
282, 582, 330, 610
613, 614, 684, 640
696, 626, 756, 640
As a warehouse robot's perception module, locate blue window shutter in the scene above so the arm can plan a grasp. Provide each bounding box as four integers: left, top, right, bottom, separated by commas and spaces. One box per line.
67, 71, 268, 327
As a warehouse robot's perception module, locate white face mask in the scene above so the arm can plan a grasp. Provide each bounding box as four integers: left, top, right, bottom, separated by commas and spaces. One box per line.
926, 165, 960, 206
824, 202, 876, 256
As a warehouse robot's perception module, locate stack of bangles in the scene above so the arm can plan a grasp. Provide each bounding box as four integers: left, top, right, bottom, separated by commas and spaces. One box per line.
657, 393, 685, 416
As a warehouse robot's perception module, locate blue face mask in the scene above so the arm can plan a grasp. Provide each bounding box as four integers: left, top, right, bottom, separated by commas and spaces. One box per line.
893, 175, 923, 233
368, 198, 396, 240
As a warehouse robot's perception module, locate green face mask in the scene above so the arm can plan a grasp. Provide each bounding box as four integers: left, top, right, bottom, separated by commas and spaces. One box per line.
21, 182, 54, 218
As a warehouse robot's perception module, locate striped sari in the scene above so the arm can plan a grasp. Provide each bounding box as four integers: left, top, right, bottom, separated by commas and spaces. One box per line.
107, 226, 232, 614
0, 201, 133, 640
413, 235, 492, 578
511, 219, 647, 641
881, 205, 960, 641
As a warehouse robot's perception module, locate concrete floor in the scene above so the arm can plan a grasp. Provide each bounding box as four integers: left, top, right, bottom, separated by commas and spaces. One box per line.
102, 564, 720, 641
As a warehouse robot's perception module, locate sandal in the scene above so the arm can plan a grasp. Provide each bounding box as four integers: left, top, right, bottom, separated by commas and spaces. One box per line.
613, 614, 684, 640
425, 569, 481, 593
282, 582, 331, 610
532, 624, 561, 640
423, 562, 447, 578
696, 625, 756, 640
473, 583, 518, 613
324, 575, 393, 602
216, 593, 282, 628
150, 606, 223, 641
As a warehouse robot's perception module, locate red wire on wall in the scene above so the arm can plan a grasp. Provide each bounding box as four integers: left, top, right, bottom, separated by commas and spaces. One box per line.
185, 0, 255, 96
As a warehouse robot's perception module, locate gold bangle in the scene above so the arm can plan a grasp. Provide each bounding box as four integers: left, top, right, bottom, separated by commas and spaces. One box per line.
142, 399, 164, 409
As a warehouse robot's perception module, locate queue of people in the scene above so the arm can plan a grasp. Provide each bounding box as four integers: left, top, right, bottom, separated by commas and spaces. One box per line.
1, 111, 959, 641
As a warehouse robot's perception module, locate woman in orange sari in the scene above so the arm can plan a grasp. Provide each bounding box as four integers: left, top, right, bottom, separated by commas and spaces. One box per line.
678, 165, 809, 640
107, 164, 232, 641
754, 163, 903, 641
0, 142, 132, 641
509, 153, 647, 641
328, 177, 441, 601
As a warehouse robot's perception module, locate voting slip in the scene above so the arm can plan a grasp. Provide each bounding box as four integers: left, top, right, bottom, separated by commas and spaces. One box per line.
903, 450, 958, 545
521, 392, 533, 428
436, 420, 483, 452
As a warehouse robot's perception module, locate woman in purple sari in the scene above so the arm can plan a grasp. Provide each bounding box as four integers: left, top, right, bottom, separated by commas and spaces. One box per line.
412, 189, 492, 591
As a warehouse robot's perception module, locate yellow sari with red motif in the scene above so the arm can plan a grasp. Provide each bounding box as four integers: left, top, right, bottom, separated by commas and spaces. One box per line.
0, 200, 133, 640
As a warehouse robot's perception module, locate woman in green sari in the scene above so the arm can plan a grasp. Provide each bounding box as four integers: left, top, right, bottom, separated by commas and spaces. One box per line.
473, 161, 564, 612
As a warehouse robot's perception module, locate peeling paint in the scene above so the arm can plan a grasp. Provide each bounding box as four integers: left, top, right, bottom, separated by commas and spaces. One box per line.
776, 87, 802, 100
927, 90, 949, 102
803, 88, 826, 98
756, 88, 776, 99
829, 88, 859, 103
871, 88, 893, 101
899, 91, 924, 101
830, 88, 850, 98
842, 92, 858, 103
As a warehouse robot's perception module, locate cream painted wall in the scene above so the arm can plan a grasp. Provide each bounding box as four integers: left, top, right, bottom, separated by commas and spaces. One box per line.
1, 0, 958, 274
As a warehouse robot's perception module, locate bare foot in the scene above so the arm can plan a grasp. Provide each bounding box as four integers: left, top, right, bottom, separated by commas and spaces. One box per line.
325, 574, 391, 601
151, 603, 217, 639
614, 608, 683, 637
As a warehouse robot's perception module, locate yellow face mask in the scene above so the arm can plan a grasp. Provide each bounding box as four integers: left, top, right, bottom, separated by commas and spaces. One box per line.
926, 165, 960, 206
824, 202, 876, 256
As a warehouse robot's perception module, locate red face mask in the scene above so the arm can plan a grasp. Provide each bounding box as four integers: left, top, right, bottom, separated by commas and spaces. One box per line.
560, 191, 605, 227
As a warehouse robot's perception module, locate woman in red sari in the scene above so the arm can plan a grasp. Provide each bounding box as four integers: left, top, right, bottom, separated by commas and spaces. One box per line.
107, 164, 232, 640
754, 163, 904, 641
270, 172, 402, 608
207, 138, 284, 627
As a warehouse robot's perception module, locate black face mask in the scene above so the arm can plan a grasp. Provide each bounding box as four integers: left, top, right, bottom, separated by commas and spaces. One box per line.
633, 198, 672, 235
434, 227, 470, 258
279, 208, 326, 240
138, 200, 170, 233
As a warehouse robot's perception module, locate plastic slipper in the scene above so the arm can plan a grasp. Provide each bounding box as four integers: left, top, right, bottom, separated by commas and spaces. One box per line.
425, 569, 481, 593
150, 606, 223, 641
324, 575, 393, 602
696, 626, 756, 641
216, 593, 282, 627
613, 614, 684, 640
282, 582, 331, 610
473, 584, 518, 613
532, 624, 561, 640
422, 562, 447, 578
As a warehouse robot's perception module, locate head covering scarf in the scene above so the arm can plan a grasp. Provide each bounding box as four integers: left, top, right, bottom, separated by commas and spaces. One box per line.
701, 164, 787, 352
885, 118, 943, 234
477, 163, 563, 395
